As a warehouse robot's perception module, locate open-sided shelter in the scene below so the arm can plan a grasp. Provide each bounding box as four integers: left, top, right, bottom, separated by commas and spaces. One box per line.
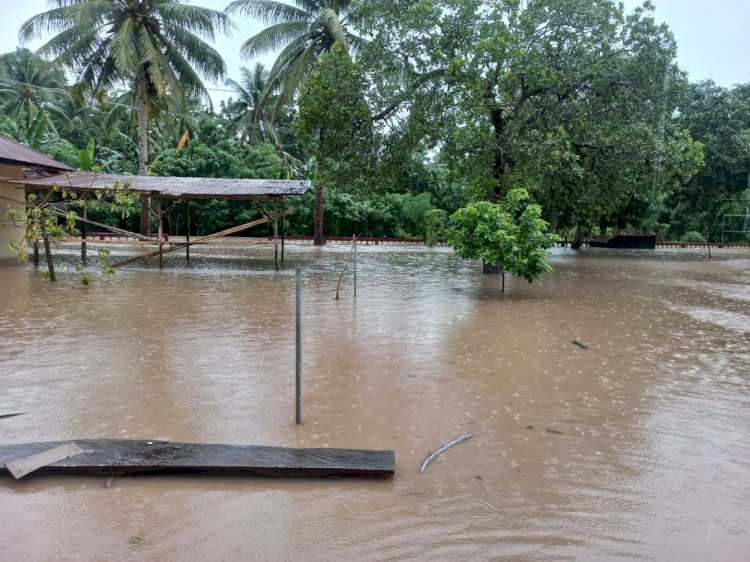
0, 135, 310, 269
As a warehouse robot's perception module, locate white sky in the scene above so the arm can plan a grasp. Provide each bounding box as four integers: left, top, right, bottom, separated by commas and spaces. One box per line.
1, 0, 749, 107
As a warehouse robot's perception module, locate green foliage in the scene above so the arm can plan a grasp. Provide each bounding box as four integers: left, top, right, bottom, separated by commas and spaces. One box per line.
666, 81, 750, 241
425, 209, 448, 246
295, 42, 374, 191
360, 0, 703, 237
21, 0, 231, 173
0, 48, 72, 147
398, 192, 433, 237
448, 189, 558, 284
152, 118, 285, 180
227, 0, 367, 105
681, 230, 706, 243
78, 139, 95, 172
5, 180, 137, 283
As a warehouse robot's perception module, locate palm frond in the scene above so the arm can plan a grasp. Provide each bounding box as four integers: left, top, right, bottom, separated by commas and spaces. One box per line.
279, 40, 321, 101
157, 3, 235, 40
161, 26, 227, 82
110, 18, 140, 76
239, 20, 309, 60
226, 0, 310, 25
312, 8, 348, 48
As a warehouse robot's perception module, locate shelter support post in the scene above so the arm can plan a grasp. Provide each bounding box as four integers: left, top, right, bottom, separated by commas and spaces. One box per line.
81, 206, 87, 264
186, 201, 190, 263
281, 200, 285, 263
273, 200, 279, 271
157, 198, 164, 270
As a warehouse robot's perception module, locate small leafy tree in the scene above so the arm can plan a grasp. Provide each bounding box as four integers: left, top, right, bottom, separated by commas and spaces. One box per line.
294, 42, 373, 245
6, 178, 138, 283
425, 208, 447, 246
448, 189, 558, 289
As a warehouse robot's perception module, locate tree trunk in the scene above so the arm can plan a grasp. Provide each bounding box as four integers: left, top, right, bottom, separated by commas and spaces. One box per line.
483, 262, 501, 274
136, 65, 151, 236
571, 225, 587, 250
41, 222, 55, 282
489, 108, 508, 202
313, 161, 325, 246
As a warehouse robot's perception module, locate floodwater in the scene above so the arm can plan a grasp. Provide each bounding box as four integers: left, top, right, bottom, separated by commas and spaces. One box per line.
1, 242, 749, 561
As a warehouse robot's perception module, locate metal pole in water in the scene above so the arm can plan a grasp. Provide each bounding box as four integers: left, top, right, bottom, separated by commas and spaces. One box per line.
295, 268, 302, 424
353, 235, 357, 298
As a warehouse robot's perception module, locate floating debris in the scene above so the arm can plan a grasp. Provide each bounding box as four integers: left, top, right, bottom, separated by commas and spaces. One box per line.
419, 433, 474, 474
572, 340, 590, 350
0, 413, 26, 420
545, 428, 564, 435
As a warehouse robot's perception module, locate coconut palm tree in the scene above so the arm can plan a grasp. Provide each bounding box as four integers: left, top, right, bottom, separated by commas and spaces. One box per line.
20, 0, 232, 233
224, 63, 278, 144
227, 0, 366, 104
227, 0, 366, 244
0, 48, 72, 148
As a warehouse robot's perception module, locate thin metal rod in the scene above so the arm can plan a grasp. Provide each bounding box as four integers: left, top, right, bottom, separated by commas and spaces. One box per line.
353, 235, 357, 298
295, 268, 302, 424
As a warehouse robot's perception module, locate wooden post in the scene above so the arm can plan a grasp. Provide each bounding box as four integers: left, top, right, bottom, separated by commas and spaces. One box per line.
281, 200, 285, 263
295, 268, 302, 424
157, 199, 164, 270
501, 272, 505, 293
273, 200, 279, 271
33, 239, 39, 268
353, 235, 357, 298
81, 206, 87, 264
186, 201, 191, 263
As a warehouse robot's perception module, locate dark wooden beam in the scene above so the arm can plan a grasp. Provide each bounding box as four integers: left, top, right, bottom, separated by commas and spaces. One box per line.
0, 440, 395, 479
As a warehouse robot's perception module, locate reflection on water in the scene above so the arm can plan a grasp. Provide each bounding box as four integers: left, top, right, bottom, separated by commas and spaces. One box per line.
1, 243, 749, 560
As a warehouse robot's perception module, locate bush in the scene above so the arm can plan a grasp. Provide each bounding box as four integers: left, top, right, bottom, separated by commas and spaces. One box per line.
425, 209, 447, 246
681, 230, 706, 243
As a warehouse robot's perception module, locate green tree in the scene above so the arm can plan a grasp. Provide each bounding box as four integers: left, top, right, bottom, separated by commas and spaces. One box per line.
360, 0, 700, 237
227, 0, 367, 105
294, 42, 372, 244
21, 0, 231, 233
669, 81, 750, 241
0, 48, 72, 148
448, 189, 558, 288
225, 63, 278, 144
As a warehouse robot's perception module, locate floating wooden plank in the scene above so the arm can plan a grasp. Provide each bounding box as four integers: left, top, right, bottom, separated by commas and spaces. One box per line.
0, 413, 26, 420
0, 440, 395, 479
5, 443, 84, 479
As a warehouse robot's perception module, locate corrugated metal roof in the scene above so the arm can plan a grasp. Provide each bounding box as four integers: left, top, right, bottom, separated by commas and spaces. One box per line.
0, 134, 74, 171
1, 171, 310, 198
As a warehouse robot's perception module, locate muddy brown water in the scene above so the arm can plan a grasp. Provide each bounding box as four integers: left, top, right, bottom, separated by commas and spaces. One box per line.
1, 243, 749, 561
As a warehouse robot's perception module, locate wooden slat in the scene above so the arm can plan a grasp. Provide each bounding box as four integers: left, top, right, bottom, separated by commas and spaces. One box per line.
109, 210, 294, 269
0, 440, 395, 479
5, 443, 84, 479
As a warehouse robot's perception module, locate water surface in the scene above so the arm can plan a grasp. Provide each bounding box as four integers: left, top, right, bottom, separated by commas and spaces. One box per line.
1, 243, 748, 560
